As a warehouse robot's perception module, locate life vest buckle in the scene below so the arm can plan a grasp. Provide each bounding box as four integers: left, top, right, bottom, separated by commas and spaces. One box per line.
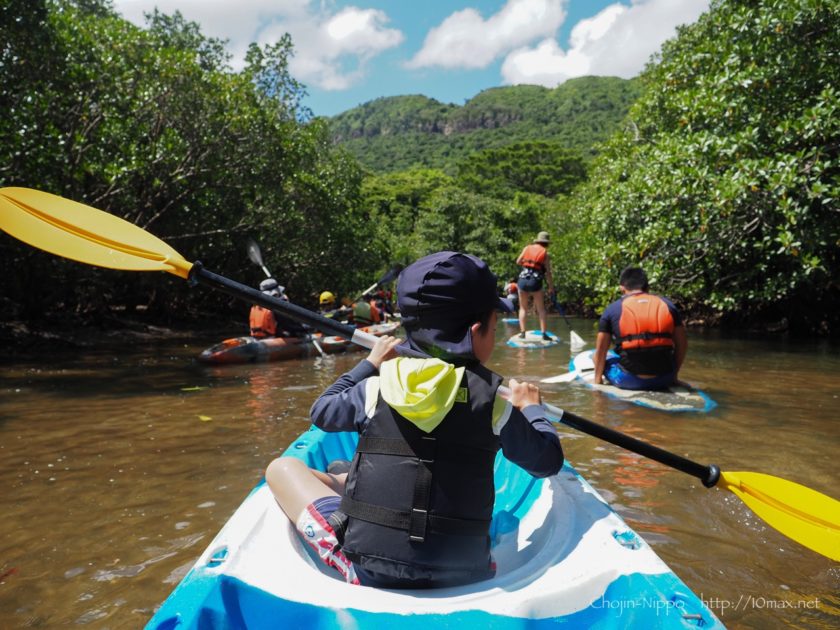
409, 508, 428, 542
417, 436, 436, 464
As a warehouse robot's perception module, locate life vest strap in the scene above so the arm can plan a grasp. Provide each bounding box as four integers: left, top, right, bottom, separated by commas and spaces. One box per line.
356, 436, 493, 464
338, 496, 490, 538
348, 435, 492, 542
617, 331, 673, 344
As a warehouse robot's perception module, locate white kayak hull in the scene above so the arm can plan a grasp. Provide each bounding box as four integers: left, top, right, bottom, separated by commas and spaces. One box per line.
146, 428, 723, 628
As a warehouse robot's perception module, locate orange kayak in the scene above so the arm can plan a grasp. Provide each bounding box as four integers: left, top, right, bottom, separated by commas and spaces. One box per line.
197, 322, 400, 365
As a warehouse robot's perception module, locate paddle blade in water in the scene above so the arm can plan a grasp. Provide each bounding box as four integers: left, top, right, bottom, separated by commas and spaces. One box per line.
246, 238, 264, 267
540, 371, 580, 384
0, 187, 192, 278
245, 237, 271, 277
721, 471, 840, 561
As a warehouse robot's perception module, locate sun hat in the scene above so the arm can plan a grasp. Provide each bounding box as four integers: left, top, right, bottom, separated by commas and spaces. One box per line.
397, 251, 513, 362
534, 231, 550, 244
260, 278, 278, 293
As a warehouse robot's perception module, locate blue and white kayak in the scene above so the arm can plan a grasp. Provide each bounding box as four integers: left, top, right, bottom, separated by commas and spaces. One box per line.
567, 350, 717, 413
506, 330, 560, 348
146, 427, 723, 628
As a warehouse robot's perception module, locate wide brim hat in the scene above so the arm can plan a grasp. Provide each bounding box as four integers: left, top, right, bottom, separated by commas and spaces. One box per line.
534, 231, 550, 244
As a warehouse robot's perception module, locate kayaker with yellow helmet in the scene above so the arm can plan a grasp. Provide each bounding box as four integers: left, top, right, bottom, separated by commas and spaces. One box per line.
318, 290, 346, 320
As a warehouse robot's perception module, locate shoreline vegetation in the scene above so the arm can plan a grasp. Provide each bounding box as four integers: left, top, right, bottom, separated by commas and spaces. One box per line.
2, 1, 837, 338
0, 304, 817, 355
0, 312, 241, 353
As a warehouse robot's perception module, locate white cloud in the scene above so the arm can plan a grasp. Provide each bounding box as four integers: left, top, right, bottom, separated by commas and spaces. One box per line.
112, 1, 403, 90
501, 0, 709, 87
258, 7, 404, 90
406, 0, 567, 70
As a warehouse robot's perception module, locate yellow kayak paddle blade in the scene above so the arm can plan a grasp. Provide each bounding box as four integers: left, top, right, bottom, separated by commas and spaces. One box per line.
0, 187, 192, 278
721, 471, 840, 561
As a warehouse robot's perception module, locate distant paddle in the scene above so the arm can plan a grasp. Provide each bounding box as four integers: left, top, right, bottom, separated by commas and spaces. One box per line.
246, 238, 272, 278
2, 186, 838, 562
353, 264, 403, 303
551, 296, 586, 351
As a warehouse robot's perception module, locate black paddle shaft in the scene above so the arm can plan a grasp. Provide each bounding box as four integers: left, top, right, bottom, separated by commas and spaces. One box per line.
560, 410, 721, 487
190, 262, 721, 488
189, 262, 356, 340
551, 296, 574, 329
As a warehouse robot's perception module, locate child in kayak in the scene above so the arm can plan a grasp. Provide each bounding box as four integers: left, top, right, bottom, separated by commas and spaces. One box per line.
265, 251, 564, 588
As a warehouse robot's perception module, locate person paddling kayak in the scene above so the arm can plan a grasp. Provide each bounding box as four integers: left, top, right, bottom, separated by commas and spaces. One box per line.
592, 266, 688, 390
350, 293, 382, 327
504, 278, 519, 310
249, 278, 310, 338
318, 290, 352, 322
265, 251, 564, 588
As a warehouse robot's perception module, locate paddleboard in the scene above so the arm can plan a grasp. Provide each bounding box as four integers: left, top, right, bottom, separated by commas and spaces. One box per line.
506, 330, 560, 348
566, 350, 716, 413
502, 317, 520, 324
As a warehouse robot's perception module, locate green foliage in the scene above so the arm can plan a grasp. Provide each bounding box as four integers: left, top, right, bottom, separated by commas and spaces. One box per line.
3, 0, 837, 335
456, 142, 587, 199
0, 0, 380, 321
554, 0, 839, 331
329, 77, 642, 173
360, 168, 547, 281
361, 168, 454, 264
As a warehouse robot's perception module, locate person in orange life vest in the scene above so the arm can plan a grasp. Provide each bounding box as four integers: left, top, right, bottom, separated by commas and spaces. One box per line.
249, 279, 309, 338
505, 278, 519, 310
351, 293, 382, 328
515, 231, 554, 341
264, 251, 563, 588
592, 266, 688, 391
374, 288, 394, 319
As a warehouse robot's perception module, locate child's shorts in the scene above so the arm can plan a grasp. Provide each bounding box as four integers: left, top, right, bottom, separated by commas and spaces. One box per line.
295, 495, 359, 585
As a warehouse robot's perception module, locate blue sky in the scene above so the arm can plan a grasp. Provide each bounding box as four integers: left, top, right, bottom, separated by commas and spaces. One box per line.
114, 0, 710, 117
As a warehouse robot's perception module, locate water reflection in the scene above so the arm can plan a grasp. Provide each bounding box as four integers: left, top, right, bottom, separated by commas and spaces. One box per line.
0, 322, 838, 627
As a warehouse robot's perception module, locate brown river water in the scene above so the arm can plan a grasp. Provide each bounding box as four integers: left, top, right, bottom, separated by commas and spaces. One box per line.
1, 317, 838, 628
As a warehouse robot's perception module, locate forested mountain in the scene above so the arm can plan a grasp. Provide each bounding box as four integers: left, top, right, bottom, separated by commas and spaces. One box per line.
328, 77, 642, 172
3, 0, 837, 337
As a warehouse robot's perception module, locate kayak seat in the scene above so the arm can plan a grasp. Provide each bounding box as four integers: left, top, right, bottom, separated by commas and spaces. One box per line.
287, 427, 614, 589
146, 425, 725, 629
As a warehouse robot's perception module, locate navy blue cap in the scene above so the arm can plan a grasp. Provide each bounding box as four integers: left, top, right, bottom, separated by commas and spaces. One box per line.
397, 252, 513, 362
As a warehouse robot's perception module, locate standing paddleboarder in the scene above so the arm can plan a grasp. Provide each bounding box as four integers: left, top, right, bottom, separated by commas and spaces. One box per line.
515, 231, 555, 341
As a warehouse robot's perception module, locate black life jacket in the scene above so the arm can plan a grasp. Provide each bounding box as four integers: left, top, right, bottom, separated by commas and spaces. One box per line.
338, 364, 502, 588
